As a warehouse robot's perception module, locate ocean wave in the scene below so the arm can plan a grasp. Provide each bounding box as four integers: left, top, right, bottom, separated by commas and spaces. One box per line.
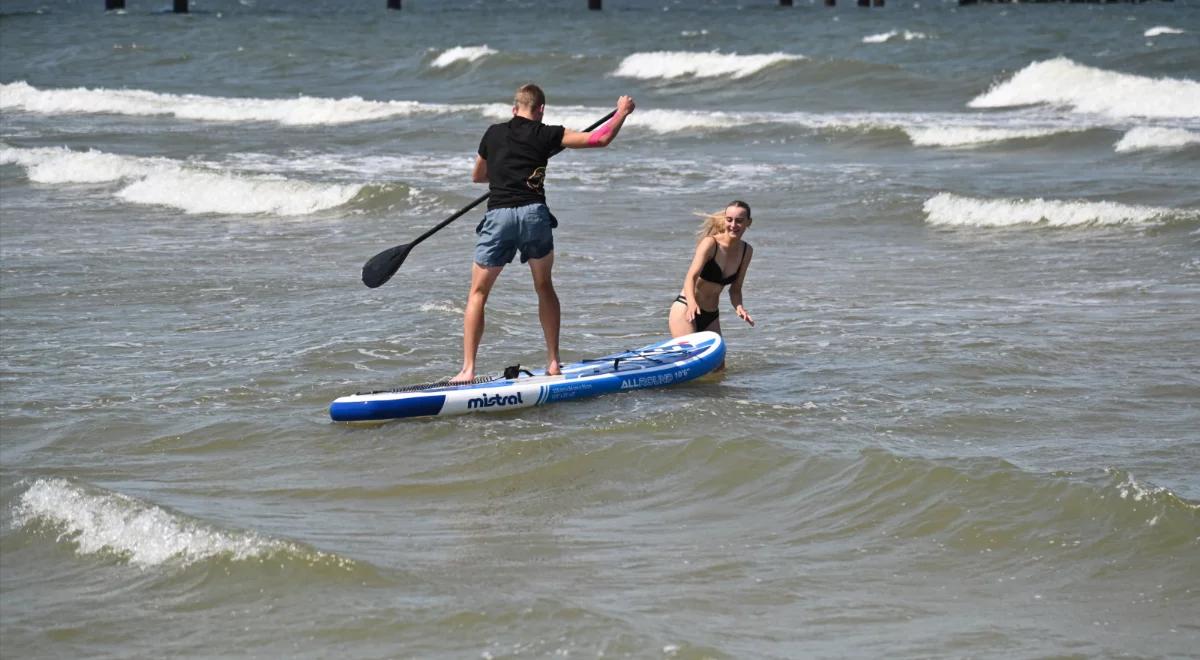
0, 144, 162, 182
969, 57, 1200, 119
429, 45, 497, 68
922, 192, 1196, 228
905, 126, 1082, 147
832, 451, 1200, 556
0, 80, 1124, 144
606, 108, 1089, 143
1114, 126, 1200, 153
0, 145, 362, 215
599, 108, 757, 134
12, 478, 358, 570
1143, 26, 1184, 37
1, 80, 770, 135
862, 30, 928, 44
613, 50, 804, 81
540, 107, 946, 139
479, 103, 774, 135
225, 150, 469, 181
345, 183, 443, 216
0, 81, 486, 126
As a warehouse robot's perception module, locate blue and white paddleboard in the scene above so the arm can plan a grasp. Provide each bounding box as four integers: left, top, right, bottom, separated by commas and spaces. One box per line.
330, 331, 724, 422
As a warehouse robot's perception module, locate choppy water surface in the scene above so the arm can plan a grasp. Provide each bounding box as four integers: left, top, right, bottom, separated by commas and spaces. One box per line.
2, 0, 1198, 657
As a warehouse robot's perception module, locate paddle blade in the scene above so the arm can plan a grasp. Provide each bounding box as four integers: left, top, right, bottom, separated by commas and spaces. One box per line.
361, 243, 412, 288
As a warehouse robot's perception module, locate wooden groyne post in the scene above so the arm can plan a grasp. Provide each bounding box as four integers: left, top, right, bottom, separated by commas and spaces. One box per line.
104, 0, 188, 11
100, 0, 904, 12
959, 0, 1166, 4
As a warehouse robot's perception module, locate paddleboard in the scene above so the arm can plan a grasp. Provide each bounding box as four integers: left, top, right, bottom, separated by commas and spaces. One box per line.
329, 331, 724, 422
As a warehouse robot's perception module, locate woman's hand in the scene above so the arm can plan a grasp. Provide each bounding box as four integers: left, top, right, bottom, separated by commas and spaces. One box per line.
687, 301, 701, 322
736, 305, 754, 327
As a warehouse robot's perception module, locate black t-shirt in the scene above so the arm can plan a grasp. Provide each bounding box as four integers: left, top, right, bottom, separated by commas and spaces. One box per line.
477, 116, 565, 210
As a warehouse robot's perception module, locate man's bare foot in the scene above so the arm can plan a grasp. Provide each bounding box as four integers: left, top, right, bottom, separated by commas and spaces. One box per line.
448, 368, 474, 385
546, 360, 561, 376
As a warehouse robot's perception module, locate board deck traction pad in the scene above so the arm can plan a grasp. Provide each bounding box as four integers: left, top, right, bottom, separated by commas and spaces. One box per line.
330, 331, 724, 422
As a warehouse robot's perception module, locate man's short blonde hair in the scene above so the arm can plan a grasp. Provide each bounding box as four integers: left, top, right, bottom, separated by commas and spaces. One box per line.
514, 84, 546, 110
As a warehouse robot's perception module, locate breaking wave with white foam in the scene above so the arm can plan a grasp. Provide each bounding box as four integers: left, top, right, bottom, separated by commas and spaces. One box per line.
1114, 126, 1200, 153
862, 30, 928, 44
613, 50, 804, 80
430, 45, 497, 68
1143, 26, 1184, 37
474, 102, 782, 135
13, 478, 353, 569
905, 126, 1080, 147
923, 192, 1196, 228
0, 81, 1139, 146
969, 57, 1200, 119
0, 81, 483, 126
0, 145, 362, 215
548, 107, 1109, 144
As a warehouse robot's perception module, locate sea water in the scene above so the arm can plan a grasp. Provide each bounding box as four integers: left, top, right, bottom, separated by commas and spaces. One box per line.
2, 0, 1198, 657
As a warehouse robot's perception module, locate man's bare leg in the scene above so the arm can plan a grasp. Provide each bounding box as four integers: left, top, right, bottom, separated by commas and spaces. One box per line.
527, 252, 561, 376
451, 262, 503, 383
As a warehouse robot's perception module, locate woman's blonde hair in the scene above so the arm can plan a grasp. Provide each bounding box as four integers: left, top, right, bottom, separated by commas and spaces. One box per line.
696, 200, 752, 241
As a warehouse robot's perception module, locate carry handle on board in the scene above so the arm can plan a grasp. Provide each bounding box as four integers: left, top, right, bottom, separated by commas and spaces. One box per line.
360, 108, 620, 289
503, 365, 535, 379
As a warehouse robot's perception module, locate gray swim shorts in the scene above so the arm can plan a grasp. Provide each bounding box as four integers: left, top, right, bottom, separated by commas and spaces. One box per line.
474, 203, 556, 267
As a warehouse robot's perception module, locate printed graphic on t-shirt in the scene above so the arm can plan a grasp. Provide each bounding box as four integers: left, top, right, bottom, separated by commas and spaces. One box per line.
526, 166, 546, 194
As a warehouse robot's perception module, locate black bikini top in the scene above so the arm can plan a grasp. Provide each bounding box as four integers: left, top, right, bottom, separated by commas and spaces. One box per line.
699, 241, 749, 285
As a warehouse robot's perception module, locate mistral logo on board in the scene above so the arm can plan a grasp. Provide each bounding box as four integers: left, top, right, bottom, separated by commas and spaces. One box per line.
467, 392, 524, 409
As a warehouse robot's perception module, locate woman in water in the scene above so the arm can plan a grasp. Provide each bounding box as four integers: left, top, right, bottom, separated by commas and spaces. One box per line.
668, 200, 755, 366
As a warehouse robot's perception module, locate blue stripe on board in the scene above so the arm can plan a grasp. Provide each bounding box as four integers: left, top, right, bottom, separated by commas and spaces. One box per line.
330, 394, 447, 422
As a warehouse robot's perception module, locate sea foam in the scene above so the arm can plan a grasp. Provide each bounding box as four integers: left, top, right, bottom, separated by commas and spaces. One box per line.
923, 192, 1194, 228
613, 50, 804, 80
969, 57, 1200, 119
0, 145, 362, 215
0, 81, 479, 126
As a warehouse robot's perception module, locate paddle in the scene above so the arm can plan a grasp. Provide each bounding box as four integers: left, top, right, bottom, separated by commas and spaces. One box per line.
361, 108, 620, 289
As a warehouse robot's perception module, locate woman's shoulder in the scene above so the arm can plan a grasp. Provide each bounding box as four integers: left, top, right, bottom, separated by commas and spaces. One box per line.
737, 240, 754, 265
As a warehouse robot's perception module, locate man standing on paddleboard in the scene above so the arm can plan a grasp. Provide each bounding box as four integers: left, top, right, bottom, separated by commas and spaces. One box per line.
450, 84, 635, 383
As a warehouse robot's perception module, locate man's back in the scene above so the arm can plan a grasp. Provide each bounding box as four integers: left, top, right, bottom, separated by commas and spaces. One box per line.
478, 117, 564, 210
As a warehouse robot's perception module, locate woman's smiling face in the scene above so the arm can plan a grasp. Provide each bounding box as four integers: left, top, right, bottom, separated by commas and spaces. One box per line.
724, 206, 751, 238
